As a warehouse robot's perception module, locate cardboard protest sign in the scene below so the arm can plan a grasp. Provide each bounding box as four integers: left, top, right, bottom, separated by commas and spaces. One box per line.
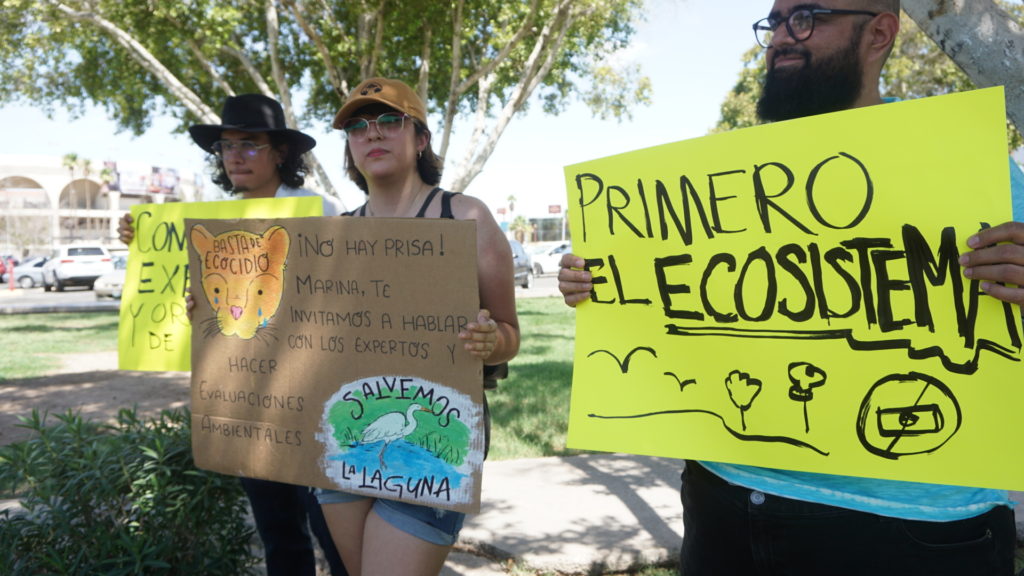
186, 216, 484, 513
118, 197, 322, 371
563, 87, 1024, 490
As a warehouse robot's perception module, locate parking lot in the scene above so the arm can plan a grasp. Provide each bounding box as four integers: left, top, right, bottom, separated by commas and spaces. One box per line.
0, 285, 118, 314
0, 272, 561, 315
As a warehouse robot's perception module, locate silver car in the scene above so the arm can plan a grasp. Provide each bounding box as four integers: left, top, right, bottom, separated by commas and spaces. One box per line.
94, 255, 128, 299
2, 256, 49, 289
41, 245, 115, 292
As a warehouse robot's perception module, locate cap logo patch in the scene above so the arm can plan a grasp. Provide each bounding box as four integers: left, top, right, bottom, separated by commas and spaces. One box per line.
360, 83, 384, 95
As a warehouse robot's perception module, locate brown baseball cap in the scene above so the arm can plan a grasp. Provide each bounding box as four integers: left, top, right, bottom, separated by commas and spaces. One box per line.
332, 77, 428, 129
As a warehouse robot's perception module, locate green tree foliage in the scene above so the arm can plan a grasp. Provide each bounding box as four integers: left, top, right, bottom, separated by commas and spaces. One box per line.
711, 44, 764, 134
712, 7, 1023, 149
0, 0, 651, 198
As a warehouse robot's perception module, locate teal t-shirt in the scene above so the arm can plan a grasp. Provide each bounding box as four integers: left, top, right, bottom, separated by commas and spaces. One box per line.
701, 156, 1024, 522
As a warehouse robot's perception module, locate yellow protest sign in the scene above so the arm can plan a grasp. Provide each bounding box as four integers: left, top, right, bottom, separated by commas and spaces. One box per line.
118, 197, 322, 371
563, 87, 1024, 490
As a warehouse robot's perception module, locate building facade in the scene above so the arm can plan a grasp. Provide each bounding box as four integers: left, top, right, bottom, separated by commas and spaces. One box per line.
0, 154, 204, 258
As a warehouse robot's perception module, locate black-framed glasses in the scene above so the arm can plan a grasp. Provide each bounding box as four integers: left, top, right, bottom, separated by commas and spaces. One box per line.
753, 8, 879, 48
340, 112, 409, 140
211, 140, 271, 158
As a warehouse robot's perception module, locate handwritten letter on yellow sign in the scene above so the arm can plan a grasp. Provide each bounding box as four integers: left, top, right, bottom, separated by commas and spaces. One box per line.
118, 197, 322, 371
563, 88, 1024, 490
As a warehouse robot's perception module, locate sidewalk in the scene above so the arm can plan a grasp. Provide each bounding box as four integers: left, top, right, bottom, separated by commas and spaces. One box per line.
448, 454, 683, 575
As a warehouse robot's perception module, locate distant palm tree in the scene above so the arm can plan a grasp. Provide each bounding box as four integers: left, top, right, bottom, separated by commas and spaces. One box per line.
80, 159, 93, 236
61, 153, 98, 239
61, 153, 79, 240
509, 215, 533, 243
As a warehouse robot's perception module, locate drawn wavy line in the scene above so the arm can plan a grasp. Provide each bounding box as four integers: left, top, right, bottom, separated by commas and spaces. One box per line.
587, 409, 829, 456
665, 325, 1019, 376
587, 346, 657, 373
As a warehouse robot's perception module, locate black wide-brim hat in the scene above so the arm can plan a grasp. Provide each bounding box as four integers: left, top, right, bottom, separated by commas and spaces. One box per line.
189, 94, 316, 156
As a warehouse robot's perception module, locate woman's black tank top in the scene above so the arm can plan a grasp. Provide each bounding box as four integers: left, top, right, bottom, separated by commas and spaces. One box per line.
346, 187, 455, 219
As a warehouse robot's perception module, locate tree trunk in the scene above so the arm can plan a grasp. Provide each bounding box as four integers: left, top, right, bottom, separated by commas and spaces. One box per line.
902, 0, 1024, 133
305, 152, 344, 209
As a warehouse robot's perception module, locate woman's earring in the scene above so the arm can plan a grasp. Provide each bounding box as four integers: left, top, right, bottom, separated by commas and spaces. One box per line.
418, 150, 423, 159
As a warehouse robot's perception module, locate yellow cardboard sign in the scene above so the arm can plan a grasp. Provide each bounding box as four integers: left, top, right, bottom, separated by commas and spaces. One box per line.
563, 87, 1024, 490
118, 197, 322, 371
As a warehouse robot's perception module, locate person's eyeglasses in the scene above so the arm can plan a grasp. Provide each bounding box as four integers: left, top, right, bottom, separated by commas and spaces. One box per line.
752, 8, 879, 48
340, 113, 409, 140
211, 140, 271, 158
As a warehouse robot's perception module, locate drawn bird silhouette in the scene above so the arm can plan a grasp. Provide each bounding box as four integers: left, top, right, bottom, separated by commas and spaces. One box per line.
588, 346, 657, 373
358, 404, 428, 469
664, 372, 697, 391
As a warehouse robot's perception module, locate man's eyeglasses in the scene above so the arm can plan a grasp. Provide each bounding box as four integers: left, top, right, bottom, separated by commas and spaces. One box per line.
753, 8, 879, 48
211, 140, 271, 158
340, 113, 409, 141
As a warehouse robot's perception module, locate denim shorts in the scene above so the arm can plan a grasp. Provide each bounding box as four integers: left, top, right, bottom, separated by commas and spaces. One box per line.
316, 488, 466, 546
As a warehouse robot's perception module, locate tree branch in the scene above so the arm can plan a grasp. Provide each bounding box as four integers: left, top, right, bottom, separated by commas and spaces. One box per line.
438, 0, 465, 159
450, 0, 577, 191
455, 0, 541, 95
283, 0, 344, 96
186, 40, 236, 97
902, 0, 1024, 133
265, 0, 295, 120
219, 44, 275, 96
417, 22, 431, 104
357, 0, 387, 78
369, 0, 386, 78
52, 1, 218, 122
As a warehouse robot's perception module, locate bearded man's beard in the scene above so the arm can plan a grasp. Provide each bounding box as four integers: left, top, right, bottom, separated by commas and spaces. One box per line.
756, 33, 864, 122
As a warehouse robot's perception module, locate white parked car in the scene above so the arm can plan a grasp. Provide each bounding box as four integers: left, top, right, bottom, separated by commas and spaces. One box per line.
529, 242, 571, 275
41, 245, 115, 292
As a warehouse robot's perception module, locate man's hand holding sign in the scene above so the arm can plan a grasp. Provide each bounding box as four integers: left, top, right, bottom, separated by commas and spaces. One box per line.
961, 221, 1024, 306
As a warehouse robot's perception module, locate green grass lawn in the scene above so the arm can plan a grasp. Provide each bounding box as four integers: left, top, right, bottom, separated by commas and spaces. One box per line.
0, 312, 120, 380
488, 296, 581, 460
0, 299, 581, 460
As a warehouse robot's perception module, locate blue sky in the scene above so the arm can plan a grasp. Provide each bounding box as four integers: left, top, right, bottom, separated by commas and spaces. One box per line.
0, 0, 767, 216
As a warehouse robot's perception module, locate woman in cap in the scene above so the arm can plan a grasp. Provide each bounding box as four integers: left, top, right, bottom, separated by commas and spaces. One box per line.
318, 77, 520, 576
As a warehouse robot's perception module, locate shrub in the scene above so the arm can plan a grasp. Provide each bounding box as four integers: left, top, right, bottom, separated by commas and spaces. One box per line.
0, 408, 257, 575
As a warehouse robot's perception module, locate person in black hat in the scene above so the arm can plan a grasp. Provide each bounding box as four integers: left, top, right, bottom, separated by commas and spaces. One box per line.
118, 93, 343, 244
118, 94, 347, 576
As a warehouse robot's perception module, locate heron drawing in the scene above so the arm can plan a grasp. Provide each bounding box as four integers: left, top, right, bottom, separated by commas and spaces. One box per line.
359, 403, 428, 469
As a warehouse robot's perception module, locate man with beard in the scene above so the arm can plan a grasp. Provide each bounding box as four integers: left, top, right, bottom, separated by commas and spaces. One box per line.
559, 1, 1023, 574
